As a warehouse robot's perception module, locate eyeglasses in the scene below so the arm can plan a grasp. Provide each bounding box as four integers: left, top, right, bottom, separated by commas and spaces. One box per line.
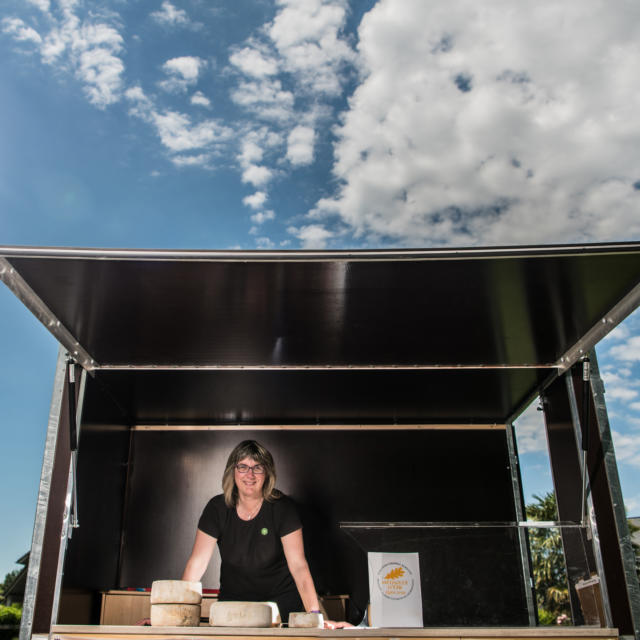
235, 463, 265, 475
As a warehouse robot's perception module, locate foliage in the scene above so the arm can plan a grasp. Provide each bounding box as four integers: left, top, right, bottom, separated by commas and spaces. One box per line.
526, 492, 571, 624
536, 608, 557, 626
0, 604, 21, 625
629, 519, 640, 582
0, 571, 20, 601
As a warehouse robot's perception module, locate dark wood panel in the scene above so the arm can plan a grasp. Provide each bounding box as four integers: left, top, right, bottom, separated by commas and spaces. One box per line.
117, 429, 524, 626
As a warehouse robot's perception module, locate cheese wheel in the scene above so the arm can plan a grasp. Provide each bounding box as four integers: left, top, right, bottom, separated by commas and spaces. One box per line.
263, 601, 282, 626
150, 603, 201, 627
288, 612, 324, 628
150, 580, 202, 604
209, 601, 273, 627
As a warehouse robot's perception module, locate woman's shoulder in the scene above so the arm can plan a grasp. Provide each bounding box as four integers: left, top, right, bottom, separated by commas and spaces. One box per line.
202, 493, 229, 512
268, 492, 298, 513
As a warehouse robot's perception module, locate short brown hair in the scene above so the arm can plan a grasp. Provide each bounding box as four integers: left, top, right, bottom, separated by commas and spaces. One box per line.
222, 440, 280, 507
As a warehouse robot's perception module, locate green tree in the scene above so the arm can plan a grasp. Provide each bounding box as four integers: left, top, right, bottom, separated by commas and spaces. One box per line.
0, 570, 20, 602
526, 492, 571, 624
628, 519, 640, 582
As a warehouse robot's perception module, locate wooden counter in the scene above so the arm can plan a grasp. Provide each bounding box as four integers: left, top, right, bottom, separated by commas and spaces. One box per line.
50, 624, 619, 640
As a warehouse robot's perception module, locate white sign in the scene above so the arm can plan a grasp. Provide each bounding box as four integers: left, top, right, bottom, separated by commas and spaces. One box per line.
368, 552, 423, 627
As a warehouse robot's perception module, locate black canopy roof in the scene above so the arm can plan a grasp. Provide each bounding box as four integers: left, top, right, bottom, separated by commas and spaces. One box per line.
1, 243, 639, 425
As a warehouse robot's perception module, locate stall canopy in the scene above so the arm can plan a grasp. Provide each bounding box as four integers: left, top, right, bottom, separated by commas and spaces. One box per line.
1, 243, 640, 426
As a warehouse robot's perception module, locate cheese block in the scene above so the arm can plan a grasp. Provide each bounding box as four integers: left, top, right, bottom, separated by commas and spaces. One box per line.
288, 612, 324, 628
150, 603, 201, 627
150, 580, 202, 604
209, 601, 273, 627
262, 601, 281, 626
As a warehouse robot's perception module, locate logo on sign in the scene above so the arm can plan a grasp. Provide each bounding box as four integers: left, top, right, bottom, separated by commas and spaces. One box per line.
377, 562, 414, 600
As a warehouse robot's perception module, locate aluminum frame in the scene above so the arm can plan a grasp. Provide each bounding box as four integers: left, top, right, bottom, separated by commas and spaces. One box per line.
19, 347, 67, 640
578, 353, 640, 638
506, 421, 537, 625
49, 367, 87, 628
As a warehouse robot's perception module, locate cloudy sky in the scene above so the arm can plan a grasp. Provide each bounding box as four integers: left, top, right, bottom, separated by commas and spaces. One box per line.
1, 0, 640, 577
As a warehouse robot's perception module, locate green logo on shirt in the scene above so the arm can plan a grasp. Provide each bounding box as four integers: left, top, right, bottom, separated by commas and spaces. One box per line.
261, 527, 268, 536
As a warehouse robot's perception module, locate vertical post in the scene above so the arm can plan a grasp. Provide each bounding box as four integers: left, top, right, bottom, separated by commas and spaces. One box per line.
505, 421, 537, 625
49, 367, 87, 627
20, 347, 68, 640
541, 373, 596, 625
579, 351, 640, 639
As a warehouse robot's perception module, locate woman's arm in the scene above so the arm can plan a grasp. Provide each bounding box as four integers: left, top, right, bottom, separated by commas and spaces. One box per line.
182, 529, 217, 581
281, 529, 352, 629
281, 528, 320, 612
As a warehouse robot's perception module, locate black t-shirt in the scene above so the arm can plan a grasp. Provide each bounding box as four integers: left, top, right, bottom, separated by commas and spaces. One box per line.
198, 493, 302, 602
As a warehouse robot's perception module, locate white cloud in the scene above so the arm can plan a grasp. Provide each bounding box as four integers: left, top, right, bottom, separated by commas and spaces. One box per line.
236, 133, 279, 187
230, 44, 279, 77
151, 1, 189, 27
243, 191, 268, 210
268, 0, 356, 96
231, 79, 295, 122
255, 236, 275, 249
624, 493, 640, 515
26, 0, 50, 11
608, 387, 639, 401
191, 91, 211, 108
160, 56, 206, 92
242, 164, 273, 187
3, 4, 125, 108
171, 153, 211, 167
251, 210, 275, 224
3, 16, 42, 43
514, 400, 548, 454
126, 87, 233, 156
240, 140, 264, 166
612, 430, 640, 468
152, 110, 230, 152
610, 336, 640, 362
307, 0, 640, 245
286, 125, 315, 166
287, 224, 334, 249
76, 44, 124, 107
2, 18, 42, 44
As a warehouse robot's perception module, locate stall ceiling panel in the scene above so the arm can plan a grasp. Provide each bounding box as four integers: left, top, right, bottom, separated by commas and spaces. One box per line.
85, 368, 551, 425
5, 245, 640, 368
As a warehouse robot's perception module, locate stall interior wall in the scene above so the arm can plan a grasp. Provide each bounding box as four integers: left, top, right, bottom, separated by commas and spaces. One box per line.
71, 427, 526, 626
62, 375, 131, 621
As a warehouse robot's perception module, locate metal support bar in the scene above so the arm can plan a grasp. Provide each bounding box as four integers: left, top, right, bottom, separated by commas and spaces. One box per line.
505, 421, 537, 625
49, 366, 86, 627
2, 241, 640, 261
0, 257, 98, 371
580, 358, 590, 526
339, 521, 587, 529
566, 368, 613, 628
19, 348, 67, 640
558, 281, 640, 372
587, 352, 640, 639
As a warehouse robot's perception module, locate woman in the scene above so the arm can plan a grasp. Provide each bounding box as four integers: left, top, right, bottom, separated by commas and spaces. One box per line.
183, 440, 348, 628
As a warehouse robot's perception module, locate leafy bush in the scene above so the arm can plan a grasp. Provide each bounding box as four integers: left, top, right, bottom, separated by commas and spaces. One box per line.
526, 493, 571, 623
537, 608, 556, 626
0, 604, 21, 625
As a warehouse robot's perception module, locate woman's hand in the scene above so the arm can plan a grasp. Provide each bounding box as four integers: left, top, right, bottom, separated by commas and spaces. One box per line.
324, 619, 354, 629
282, 529, 321, 613
182, 529, 217, 581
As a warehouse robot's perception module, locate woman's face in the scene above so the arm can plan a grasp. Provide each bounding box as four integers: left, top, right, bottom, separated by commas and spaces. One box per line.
234, 456, 266, 499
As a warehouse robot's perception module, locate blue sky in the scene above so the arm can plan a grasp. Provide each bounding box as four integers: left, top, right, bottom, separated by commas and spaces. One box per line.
1, 0, 640, 578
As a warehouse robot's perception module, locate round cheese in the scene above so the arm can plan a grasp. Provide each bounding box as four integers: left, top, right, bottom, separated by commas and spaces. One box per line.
150, 580, 202, 604
150, 603, 201, 627
209, 601, 273, 627
288, 612, 324, 628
